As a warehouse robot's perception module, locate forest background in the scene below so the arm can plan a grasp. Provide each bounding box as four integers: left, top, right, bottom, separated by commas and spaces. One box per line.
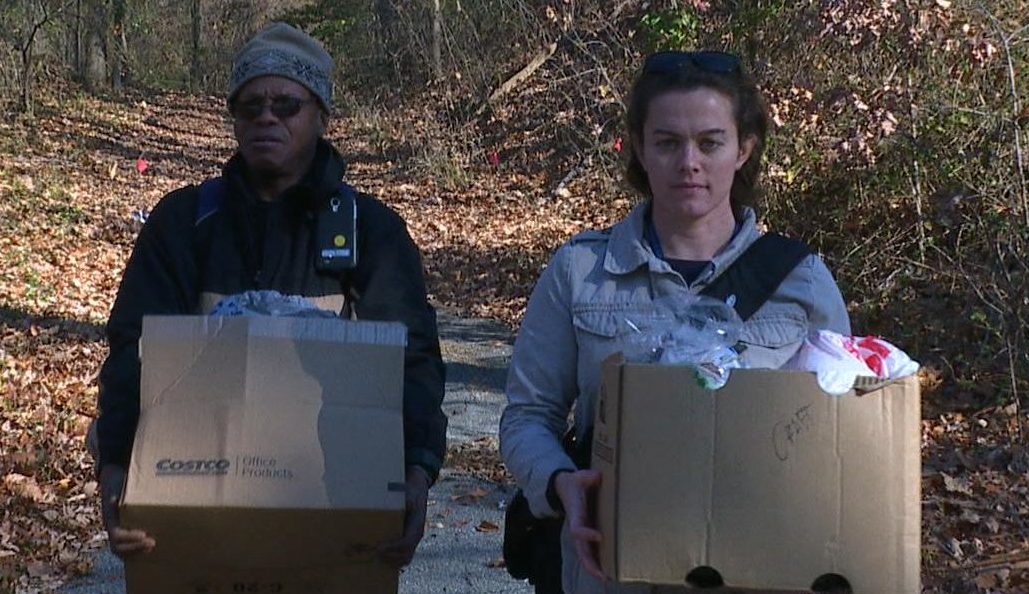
0, 0, 1027, 592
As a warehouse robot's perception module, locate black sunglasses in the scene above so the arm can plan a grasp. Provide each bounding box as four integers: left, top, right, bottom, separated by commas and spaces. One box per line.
643, 51, 742, 76
232, 96, 314, 120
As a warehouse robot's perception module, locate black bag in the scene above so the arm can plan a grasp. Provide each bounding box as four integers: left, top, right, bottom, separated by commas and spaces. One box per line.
501, 233, 811, 593
503, 429, 585, 593
502, 490, 563, 590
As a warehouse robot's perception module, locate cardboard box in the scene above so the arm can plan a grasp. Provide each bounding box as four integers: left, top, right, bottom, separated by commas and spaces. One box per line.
121, 315, 408, 594
593, 355, 921, 593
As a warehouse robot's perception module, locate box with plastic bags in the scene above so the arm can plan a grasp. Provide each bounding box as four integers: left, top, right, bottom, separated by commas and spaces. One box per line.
592, 354, 921, 593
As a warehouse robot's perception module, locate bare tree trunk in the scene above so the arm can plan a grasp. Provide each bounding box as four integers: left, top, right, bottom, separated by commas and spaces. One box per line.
110, 0, 126, 91
119, 22, 128, 87
374, 0, 400, 78
374, 0, 398, 41
431, 0, 442, 81
97, 30, 109, 90
80, 0, 104, 90
21, 41, 34, 115
74, 0, 84, 82
190, 0, 201, 90
19, 1, 52, 115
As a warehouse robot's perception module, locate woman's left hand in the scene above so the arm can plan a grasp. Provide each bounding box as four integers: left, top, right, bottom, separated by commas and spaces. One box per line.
554, 469, 605, 580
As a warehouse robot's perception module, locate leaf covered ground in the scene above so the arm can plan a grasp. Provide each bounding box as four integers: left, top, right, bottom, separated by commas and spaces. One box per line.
0, 91, 1027, 593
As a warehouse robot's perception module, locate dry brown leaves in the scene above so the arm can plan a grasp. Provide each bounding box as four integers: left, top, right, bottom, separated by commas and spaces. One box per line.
0, 91, 230, 594
921, 403, 1029, 593
446, 437, 511, 485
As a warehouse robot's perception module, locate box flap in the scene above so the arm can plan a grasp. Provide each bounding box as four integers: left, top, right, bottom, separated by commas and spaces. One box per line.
125, 316, 407, 511
140, 316, 406, 410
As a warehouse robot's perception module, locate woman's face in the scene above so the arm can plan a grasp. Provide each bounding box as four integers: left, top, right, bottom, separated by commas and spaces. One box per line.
634, 87, 754, 224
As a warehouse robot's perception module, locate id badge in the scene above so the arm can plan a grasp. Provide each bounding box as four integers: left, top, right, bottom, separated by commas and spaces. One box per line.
315, 187, 357, 272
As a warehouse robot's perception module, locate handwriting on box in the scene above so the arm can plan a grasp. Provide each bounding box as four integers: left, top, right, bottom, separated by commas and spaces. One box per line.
772, 403, 813, 462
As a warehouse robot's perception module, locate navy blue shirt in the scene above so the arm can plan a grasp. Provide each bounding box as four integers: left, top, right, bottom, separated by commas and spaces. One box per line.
666, 258, 709, 284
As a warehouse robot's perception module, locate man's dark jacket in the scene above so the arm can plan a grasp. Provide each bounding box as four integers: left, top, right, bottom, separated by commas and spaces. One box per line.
96, 140, 447, 480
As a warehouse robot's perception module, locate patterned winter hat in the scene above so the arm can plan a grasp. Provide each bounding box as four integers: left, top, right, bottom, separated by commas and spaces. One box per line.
228, 22, 333, 111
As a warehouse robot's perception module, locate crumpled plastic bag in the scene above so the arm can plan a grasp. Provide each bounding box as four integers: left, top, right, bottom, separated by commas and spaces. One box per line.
783, 330, 920, 395
208, 290, 339, 318
621, 295, 744, 390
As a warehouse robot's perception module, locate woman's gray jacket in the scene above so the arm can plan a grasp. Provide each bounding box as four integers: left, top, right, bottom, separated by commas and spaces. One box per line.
499, 201, 850, 594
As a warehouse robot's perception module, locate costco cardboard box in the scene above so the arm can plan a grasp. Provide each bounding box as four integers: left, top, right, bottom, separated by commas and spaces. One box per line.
593, 355, 921, 593
120, 315, 408, 594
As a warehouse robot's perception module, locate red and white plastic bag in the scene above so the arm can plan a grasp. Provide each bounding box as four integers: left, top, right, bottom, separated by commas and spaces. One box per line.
784, 331, 919, 395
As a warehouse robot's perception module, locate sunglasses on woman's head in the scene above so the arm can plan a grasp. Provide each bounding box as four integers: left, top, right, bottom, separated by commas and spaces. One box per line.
643, 51, 742, 76
232, 96, 314, 120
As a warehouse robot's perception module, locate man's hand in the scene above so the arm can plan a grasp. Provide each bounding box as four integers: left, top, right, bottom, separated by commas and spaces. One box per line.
99, 464, 155, 558
377, 465, 432, 568
554, 469, 604, 580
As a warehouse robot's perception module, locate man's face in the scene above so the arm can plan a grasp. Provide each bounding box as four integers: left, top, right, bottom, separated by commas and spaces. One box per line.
231, 75, 325, 180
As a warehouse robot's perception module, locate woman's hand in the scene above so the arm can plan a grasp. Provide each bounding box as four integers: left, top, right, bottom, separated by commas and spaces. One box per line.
554, 469, 605, 580
99, 464, 156, 557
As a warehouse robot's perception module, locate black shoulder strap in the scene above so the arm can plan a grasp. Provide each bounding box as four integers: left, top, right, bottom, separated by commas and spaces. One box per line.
333, 182, 358, 318
189, 177, 225, 313
700, 233, 811, 321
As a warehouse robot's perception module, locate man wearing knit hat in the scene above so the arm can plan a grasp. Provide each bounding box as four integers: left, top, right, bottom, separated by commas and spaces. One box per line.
94, 22, 446, 571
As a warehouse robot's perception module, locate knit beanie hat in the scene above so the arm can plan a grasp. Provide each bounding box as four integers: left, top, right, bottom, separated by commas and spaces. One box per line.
228, 22, 333, 112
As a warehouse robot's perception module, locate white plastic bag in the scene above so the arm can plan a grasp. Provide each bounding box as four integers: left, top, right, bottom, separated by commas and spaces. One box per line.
784, 331, 919, 395
621, 295, 744, 390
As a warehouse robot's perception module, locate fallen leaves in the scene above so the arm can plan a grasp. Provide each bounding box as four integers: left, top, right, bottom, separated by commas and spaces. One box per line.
451, 486, 490, 504
446, 437, 511, 484
922, 406, 1029, 591
3, 474, 45, 503
486, 556, 506, 568
0, 142, 119, 589
943, 472, 974, 496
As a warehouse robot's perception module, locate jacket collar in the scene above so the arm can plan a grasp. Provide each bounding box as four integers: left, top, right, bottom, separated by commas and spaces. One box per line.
603, 201, 652, 275
603, 201, 761, 282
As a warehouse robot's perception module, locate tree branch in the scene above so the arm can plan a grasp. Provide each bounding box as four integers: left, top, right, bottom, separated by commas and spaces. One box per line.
475, 41, 558, 116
